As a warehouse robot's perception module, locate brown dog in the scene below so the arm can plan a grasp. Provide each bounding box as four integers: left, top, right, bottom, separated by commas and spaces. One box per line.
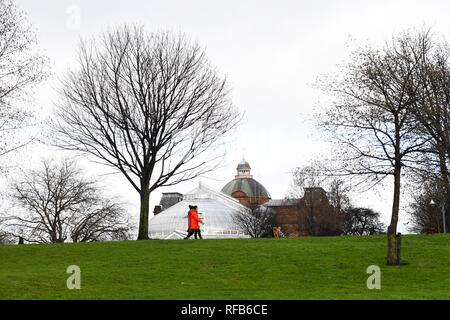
273, 226, 282, 238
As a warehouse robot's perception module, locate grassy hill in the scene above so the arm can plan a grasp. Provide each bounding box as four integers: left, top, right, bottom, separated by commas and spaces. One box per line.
0, 234, 449, 299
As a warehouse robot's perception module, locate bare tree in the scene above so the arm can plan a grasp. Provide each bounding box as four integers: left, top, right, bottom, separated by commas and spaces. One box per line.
70, 200, 130, 242
288, 162, 351, 236
328, 178, 352, 215
232, 206, 275, 238
320, 31, 431, 264
287, 161, 328, 235
406, 31, 450, 226
0, 228, 13, 244
0, 0, 48, 162
6, 159, 130, 244
342, 207, 385, 236
52, 26, 240, 240
295, 190, 343, 236
287, 161, 327, 199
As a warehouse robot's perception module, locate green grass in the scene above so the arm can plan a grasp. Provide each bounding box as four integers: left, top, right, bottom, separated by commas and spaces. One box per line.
0, 234, 449, 299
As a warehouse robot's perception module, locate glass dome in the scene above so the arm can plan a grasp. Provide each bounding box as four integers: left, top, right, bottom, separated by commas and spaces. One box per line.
148, 182, 251, 239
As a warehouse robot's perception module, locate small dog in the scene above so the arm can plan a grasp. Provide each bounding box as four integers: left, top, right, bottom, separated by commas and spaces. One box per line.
273, 226, 282, 238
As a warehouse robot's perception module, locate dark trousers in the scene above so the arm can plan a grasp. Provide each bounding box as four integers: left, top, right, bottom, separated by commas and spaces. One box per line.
194, 229, 202, 239
185, 228, 202, 239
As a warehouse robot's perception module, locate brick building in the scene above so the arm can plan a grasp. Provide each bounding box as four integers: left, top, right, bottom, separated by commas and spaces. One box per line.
221, 159, 335, 236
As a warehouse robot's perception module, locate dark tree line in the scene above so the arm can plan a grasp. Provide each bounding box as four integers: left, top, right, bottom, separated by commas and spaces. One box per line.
342, 207, 385, 236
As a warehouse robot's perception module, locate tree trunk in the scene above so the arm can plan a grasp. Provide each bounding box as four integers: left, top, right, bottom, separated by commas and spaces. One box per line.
387, 163, 401, 265
137, 188, 150, 240
438, 147, 450, 233
438, 148, 450, 191
307, 192, 315, 236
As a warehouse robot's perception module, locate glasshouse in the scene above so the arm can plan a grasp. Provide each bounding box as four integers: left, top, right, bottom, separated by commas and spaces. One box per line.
148, 182, 251, 239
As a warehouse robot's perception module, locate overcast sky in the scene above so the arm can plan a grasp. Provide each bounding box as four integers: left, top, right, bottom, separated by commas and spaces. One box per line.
12, 0, 450, 233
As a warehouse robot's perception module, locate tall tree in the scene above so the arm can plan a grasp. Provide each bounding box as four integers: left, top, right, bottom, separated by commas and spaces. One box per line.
52, 26, 240, 240
0, 0, 48, 162
320, 31, 430, 264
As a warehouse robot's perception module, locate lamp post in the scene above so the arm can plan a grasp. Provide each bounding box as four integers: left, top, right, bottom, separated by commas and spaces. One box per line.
430, 199, 447, 234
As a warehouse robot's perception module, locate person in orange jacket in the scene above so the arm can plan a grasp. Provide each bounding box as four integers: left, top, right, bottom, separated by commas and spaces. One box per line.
184, 205, 204, 239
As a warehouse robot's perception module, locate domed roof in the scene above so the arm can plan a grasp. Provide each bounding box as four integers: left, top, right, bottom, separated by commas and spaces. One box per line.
221, 177, 271, 198
237, 159, 251, 171
221, 158, 271, 198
